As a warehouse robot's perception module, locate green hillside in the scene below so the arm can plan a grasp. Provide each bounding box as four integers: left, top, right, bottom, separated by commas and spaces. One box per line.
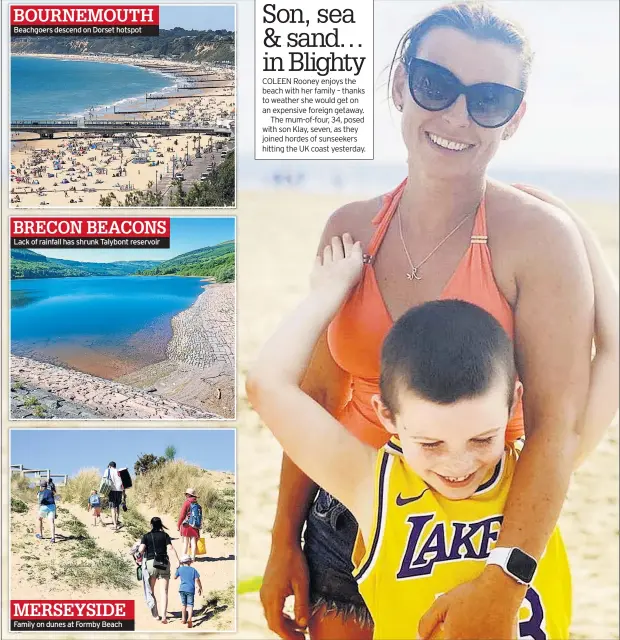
11, 28, 235, 64
137, 240, 235, 282
11, 248, 160, 279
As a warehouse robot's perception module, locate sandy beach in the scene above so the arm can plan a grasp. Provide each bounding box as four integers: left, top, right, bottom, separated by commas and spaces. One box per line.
10, 53, 235, 208
10, 473, 236, 632
120, 282, 236, 419
232, 189, 619, 639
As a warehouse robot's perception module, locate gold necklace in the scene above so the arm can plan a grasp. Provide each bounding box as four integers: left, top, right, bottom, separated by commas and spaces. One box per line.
397, 205, 473, 281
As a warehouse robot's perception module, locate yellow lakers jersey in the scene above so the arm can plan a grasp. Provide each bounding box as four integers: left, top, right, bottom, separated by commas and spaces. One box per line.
352, 437, 571, 640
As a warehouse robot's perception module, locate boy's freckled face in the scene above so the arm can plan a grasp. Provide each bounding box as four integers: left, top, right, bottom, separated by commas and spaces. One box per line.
393, 379, 510, 500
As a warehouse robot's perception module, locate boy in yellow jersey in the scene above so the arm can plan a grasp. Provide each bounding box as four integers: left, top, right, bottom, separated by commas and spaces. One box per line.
247, 233, 617, 640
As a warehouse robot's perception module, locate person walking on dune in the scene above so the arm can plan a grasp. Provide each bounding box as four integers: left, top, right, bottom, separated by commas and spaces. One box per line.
178, 488, 202, 562
103, 462, 125, 532
175, 554, 203, 628
36, 479, 56, 543
137, 517, 181, 625
88, 489, 103, 527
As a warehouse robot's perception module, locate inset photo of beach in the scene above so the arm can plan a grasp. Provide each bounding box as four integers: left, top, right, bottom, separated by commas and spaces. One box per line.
9, 4, 235, 208
10, 217, 236, 420
9, 429, 236, 632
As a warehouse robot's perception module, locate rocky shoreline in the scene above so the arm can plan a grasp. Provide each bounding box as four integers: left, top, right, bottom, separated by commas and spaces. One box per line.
11, 379, 106, 420
10, 356, 219, 420
10, 282, 235, 420
120, 282, 236, 418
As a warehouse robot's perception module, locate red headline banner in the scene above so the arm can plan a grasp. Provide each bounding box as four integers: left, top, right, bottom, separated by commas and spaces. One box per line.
11, 218, 170, 238
11, 600, 135, 620
11, 6, 159, 26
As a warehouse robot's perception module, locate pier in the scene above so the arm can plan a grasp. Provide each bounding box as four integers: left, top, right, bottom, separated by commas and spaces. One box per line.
10, 119, 231, 139
178, 83, 235, 90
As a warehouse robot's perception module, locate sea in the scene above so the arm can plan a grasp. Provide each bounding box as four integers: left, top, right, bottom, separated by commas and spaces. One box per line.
11, 55, 173, 120
11, 276, 205, 379
238, 158, 620, 204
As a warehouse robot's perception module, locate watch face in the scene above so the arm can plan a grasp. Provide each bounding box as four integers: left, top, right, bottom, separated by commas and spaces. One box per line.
507, 548, 537, 583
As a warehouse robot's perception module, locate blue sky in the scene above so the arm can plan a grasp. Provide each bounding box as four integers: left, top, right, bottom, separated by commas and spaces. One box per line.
33, 217, 235, 263
10, 429, 236, 478
160, 5, 235, 32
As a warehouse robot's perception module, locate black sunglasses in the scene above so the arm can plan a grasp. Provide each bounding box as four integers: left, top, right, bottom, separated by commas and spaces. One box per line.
407, 57, 524, 129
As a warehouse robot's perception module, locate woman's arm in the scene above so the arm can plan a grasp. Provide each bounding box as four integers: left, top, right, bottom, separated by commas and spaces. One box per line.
168, 542, 180, 564
420, 197, 594, 640
177, 502, 188, 530
513, 184, 619, 466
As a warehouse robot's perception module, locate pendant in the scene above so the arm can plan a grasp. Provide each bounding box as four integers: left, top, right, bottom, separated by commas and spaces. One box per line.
406, 267, 421, 281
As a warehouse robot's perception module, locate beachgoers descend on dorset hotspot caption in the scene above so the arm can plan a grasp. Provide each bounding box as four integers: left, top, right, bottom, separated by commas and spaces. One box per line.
247, 2, 619, 640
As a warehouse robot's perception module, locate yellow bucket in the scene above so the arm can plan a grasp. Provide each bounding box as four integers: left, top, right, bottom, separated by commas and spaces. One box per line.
196, 537, 207, 556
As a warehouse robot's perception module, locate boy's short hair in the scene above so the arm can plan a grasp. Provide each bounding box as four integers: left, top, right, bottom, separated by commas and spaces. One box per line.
380, 300, 516, 414
108, 461, 116, 468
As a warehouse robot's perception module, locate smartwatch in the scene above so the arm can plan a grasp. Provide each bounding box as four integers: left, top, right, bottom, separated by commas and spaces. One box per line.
486, 547, 537, 585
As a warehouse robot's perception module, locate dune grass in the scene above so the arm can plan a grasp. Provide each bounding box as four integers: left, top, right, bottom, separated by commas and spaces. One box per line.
11, 474, 36, 503
61, 461, 235, 539
11, 505, 134, 591
203, 583, 236, 629
132, 459, 235, 538
11, 497, 28, 514
62, 467, 109, 509
119, 504, 150, 543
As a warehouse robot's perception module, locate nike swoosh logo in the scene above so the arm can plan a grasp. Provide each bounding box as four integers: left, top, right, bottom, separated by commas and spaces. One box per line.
396, 488, 430, 506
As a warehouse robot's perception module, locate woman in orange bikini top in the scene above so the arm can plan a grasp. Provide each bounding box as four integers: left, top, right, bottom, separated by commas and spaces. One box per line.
259, 5, 602, 640
328, 179, 524, 449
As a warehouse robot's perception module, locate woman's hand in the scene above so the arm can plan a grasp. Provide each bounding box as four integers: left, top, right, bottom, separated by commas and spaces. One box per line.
260, 540, 310, 640
512, 183, 580, 224
310, 234, 363, 296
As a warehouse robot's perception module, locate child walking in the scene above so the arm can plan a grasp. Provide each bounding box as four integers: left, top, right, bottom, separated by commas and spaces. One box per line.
175, 554, 202, 628
88, 489, 103, 526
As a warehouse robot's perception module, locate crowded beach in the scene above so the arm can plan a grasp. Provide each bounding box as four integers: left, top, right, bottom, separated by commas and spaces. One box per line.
10, 54, 235, 207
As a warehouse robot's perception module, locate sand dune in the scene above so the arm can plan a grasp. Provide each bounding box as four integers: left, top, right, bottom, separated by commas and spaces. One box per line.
10, 495, 235, 633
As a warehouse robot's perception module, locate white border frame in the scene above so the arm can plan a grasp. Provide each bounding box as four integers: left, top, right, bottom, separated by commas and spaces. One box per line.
6, 1, 238, 211
6, 427, 239, 635
7, 214, 238, 424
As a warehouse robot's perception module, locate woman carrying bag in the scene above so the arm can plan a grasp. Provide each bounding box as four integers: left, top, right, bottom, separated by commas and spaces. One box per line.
137, 517, 180, 625
178, 488, 202, 562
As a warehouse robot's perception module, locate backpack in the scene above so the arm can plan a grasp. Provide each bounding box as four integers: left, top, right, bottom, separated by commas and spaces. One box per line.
186, 502, 202, 529
38, 489, 54, 506
90, 494, 101, 507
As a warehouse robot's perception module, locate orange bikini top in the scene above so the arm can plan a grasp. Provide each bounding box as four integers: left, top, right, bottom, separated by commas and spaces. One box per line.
327, 180, 524, 448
